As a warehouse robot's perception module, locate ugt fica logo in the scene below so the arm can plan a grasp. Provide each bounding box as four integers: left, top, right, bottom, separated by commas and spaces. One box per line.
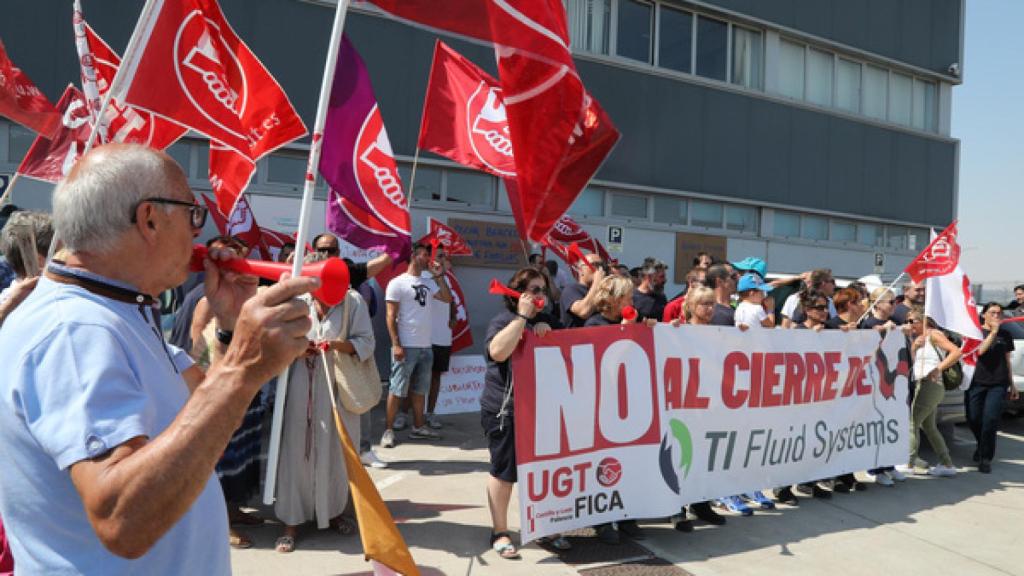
658, 418, 693, 495
596, 457, 622, 488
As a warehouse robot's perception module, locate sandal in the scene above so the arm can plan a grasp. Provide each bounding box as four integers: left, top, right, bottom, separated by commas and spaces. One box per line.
275, 535, 296, 554
489, 531, 520, 559
538, 535, 572, 551
229, 531, 252, 549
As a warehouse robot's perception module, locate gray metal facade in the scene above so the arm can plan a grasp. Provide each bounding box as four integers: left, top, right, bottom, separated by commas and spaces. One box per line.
1, 0, 960, 226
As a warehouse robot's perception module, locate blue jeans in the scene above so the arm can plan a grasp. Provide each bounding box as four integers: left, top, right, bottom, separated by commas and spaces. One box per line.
389, 347, 433, 398
965, 384, 1007, 462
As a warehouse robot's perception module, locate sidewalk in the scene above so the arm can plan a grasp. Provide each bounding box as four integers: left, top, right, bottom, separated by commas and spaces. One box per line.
231, 411, 1024, 576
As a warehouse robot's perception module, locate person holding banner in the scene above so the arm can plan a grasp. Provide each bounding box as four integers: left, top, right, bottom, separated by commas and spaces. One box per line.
480, 268, 570, 558
967, 303, 1019, 473
585, 276, 658, 328
906, 308, 961, 477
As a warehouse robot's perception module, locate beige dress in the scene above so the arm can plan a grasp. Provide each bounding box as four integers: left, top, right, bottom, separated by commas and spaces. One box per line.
274, 291, 375, 528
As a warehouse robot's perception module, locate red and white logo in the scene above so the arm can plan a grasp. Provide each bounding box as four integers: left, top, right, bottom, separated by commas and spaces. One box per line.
354, 104, 409, 235
596, 457, 622, 488
174, 12, 247, 139
467, 83, 515, 177
906, 223, 962, 283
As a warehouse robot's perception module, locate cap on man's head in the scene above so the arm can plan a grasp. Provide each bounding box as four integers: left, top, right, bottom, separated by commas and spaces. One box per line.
737, 272, 773, 294
732, 257, 766, 279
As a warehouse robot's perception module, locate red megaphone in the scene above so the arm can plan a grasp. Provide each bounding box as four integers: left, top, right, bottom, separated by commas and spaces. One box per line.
568, 242, 595, 271
488, 278, 545, 309
621, 305, 637, 322
190, 245, 350, 306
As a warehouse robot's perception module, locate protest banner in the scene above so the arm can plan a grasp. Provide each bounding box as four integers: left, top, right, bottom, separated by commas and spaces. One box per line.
434, 355, 486, 415
512, 324, 911, 542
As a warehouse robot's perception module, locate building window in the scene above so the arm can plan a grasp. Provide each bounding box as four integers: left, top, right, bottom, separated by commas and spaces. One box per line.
835, 58, 861, 113
801, 215, 828, 241
653, 196, 688, 225
266, 153, 305, 185
886, 226, 908, 250
166, 142, 193, 175
773, 211, 800, 238
400, 165, 442, 201
657, 5, 692, 73
778, 39, 805, 100
731, 26, 763, 90
830, 220, 856, 243
446, 170, 495, 207
908, 228, 928, 252
695, 15, 728, 81
616, 0, 652, 63
725, 205, 758, 233
862, 65, 888, 121
611, 192, 648, 218
569, 187, 605, 217
567, 0, 611, 54
7, 124, 34, 163
889, 72, 913, 126
856, 223, 880, 246
806, 48, 833, 107
690, 200, 723, 228
912, 79, 937, 132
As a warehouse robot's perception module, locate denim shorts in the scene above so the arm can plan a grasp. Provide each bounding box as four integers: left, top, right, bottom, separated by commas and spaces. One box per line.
389, 346, 433, 398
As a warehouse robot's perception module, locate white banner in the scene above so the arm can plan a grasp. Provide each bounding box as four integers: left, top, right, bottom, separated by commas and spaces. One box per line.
435, 355, 486, 415
512, 325, 911, 542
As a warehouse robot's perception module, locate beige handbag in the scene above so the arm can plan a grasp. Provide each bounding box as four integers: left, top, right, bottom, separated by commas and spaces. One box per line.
324, 291, 381, 415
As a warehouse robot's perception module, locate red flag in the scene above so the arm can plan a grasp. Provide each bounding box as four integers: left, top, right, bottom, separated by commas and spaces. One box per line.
369, 1, 619, 243
208, 140, 256, 214
446, 270, 473, 353
200, 193, 228, 234
112, 0, 306, 161
0, 39, 60, 137
419, 41, 515, 178
544, 214, 610, 265
417, 218, 473, 257
907, 222, 983, 342
17, 85, 91, 183
78, 22, 187, 148
260, 227, 293, 261
224, 193, 270, 259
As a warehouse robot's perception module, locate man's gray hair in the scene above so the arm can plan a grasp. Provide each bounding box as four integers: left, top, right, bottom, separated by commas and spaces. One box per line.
0, 211, 53, 277
52, 144, 183, 253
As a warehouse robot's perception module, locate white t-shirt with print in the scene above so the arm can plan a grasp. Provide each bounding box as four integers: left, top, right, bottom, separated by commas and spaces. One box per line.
734, 300, 769, 329
424, 272, 453, 347
385, 272, 438, 348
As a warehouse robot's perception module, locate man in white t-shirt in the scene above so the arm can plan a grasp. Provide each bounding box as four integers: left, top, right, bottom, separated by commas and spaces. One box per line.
424, 250, 456, 430
382, 243, 452, 448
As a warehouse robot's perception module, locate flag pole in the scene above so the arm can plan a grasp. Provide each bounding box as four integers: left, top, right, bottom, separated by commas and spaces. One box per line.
0, 173, 20, 206
263, 0, 351, 506
857, 271, 906, 324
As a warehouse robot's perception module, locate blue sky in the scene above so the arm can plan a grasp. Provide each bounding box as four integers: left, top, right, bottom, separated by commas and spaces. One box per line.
953, 0, 1022, 286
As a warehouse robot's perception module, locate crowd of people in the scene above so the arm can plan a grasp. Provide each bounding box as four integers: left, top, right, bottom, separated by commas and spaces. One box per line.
0, 144, 1019, 573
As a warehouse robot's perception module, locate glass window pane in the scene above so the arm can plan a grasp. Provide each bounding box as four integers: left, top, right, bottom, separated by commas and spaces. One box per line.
7, 124, 34, 163
731, 27, 763, 90
889, 72, 912, 126
616, 0, 652, 63
611, 193, 648, 218
398, 164, 442, 201
778, 39, 805, 100
568, 0, 611, 54
831, 220, 856, 242
773, 211, 800, 238
802, 215, 828, 240
658, 6, 692, 73
912, 79, 937, 132
908, 228, 928, 252
196, 147, 209, 180
806, 48, 833, 107
863, 65, 888, 120
446, 170, 494, 207
725, 205, 758, 233
695, 16, 727, 81
653, 196, 687, 225
569, 187, 604, 217
857, 223, 881, 246
267, 153, 305, 184
886, 225, 908, 250
690, 200, 722, 228
166, 142, 192, 175
836, 58, 861, 113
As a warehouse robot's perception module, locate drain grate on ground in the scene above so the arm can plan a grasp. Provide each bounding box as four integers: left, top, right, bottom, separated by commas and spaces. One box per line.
578, 558, 695, 576
539, 527, 653, 566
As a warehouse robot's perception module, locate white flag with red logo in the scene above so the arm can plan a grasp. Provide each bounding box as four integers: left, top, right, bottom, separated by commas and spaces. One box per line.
417, 218, 473, 257
17, 85, 92, 183
111, 0, 306, 161
208, 140, 256, 214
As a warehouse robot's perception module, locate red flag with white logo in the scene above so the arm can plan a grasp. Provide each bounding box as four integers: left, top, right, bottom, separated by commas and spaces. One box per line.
16, 85, 91, 183
0, 39, 60, 138
224, 193, 270, 259
201, 193, 228, 234
76, 20, 187, 148
112, 0, 306, 161
544, 214, 610, 266
417, 218, 473, 257
208, 140, 256, 214
368, 0, 619, 243
906, 221, 983, 340
446, 270, 473, 353
419, 41, 515, 178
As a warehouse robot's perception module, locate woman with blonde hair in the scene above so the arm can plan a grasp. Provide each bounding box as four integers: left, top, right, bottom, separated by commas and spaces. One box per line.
584, 275, 654, 327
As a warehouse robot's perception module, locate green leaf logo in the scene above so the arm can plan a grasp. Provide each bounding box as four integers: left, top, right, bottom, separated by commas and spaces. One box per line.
669, 418, 693, 478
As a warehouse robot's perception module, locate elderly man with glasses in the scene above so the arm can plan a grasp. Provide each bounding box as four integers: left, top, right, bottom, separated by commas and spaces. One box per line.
0, 144, 318, 575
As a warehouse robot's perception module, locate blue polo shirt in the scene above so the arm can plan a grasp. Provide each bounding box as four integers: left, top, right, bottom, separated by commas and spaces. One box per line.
0, 266, 229, 575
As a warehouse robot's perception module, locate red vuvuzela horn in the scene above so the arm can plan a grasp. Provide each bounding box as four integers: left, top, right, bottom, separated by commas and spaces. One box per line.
190, 245, 350, 306
429, 237, 440, 264
568, 242, 595, 271
488, 278, 545, 309
621, 305, 637, 321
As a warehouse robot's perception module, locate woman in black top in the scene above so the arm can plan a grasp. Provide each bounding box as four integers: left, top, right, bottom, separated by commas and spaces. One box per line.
584, 276, 657, 328
479, 268, 568, 557
967, 303, 1021, 473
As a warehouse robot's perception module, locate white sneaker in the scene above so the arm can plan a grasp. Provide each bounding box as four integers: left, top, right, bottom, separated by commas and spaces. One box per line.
426, 413, 443, 430
928, 464, 957, 477
381, 429, 396, 448
360, 450, 388, 469
872, 471, 895, 486
888, 468, 907, 482
393, 413, 408, 431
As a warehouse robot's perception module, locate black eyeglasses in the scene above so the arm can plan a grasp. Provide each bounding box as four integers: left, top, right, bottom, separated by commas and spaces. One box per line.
807, 304, 828, 311
316, 246, 340, 256
132, 197, 207, 229
525, 285, 545, 294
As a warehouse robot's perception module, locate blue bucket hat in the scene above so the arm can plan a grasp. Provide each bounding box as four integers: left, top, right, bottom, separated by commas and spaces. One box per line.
732, 257, 766, 279
737, 272, 773, 293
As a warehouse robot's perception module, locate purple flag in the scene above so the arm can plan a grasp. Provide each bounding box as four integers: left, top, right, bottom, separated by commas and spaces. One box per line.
321, 36, 411, 261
